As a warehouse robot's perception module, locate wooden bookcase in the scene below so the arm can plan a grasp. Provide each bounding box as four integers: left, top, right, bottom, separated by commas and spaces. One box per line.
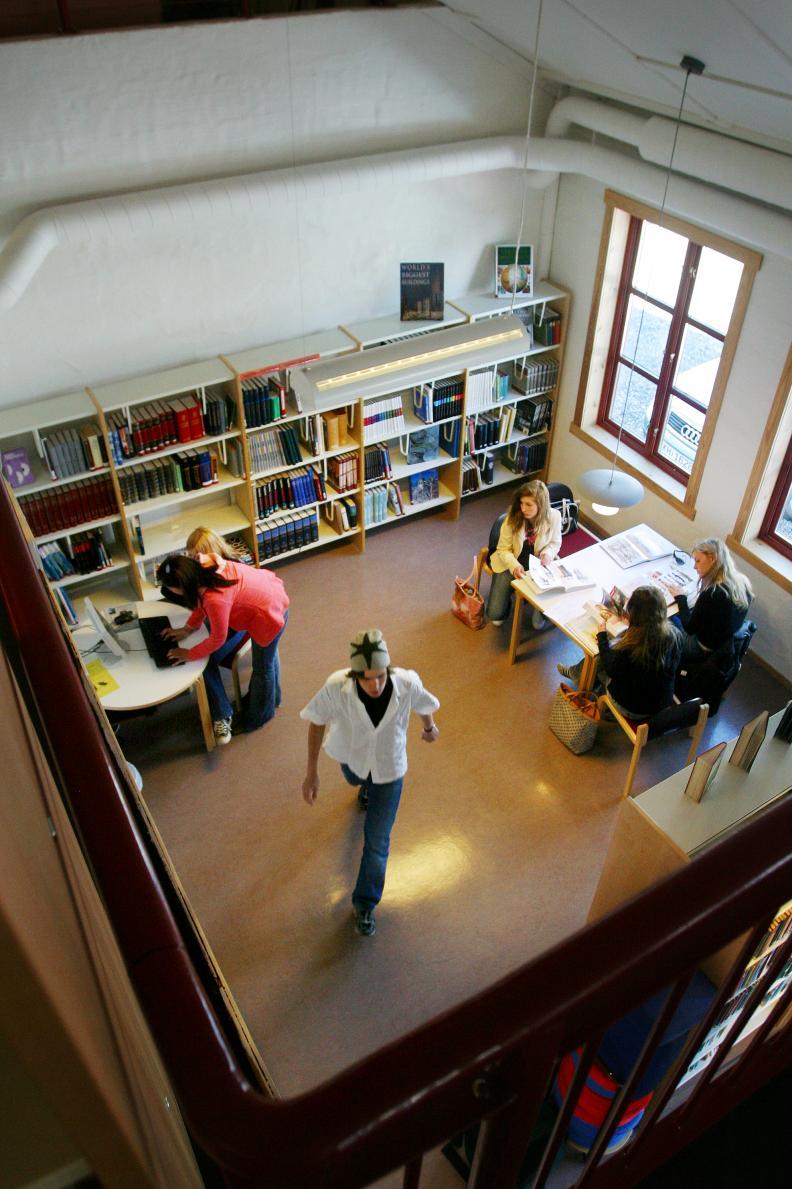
0, 280, 570, 609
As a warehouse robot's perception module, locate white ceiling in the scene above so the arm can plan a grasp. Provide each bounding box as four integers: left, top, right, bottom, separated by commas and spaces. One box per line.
441, 0, 792, 154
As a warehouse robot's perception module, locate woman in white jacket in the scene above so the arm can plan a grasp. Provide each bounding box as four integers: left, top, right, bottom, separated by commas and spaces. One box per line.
486, 480, 563, 626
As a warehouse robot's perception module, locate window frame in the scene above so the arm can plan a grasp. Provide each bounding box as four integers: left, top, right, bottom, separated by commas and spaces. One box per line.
758, 434, 792, 563
573, 192, 762, 520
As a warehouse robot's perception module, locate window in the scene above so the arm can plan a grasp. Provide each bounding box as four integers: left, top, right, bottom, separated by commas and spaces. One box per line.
759, 435, 792, 561
598, 217, 743, 484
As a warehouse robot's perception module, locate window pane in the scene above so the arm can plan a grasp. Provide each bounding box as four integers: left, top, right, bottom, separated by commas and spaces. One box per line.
633, 222, 686, 306
611, 364, 656, 443
688, 247, 742, 334
657, 395, 704, 473
674, 326, 722, 409
621, 296, 671, 378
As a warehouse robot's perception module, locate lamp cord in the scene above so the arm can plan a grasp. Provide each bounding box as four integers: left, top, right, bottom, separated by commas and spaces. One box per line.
510, 0, 544, 316
608, 67, 694, 486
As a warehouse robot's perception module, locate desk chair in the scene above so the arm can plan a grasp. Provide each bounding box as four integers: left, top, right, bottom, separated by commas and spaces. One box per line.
475, 512, 506, 591
598, 693, 709, 799
218, 633, 252, 710
675, 620, 757, 716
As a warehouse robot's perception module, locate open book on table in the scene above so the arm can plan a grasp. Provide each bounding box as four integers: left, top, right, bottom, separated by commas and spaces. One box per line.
644, 561, 697, 604
599, 525, 676, 569
567, 591, 629, 648
524, 553, 596, 595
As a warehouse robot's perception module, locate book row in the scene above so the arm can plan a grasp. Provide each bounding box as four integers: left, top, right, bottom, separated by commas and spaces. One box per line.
55, 585, 80, 626
515, 394, 553, 437
254, 465, 326, 519
364, 482, 405, 526
364, 443, 393, 483
327, 450, 360, 493
247, 424, 303, 474
242, 371, 300, 428
413, 376, 466, 423
362, 395, 407, 444
502, 438, 549, 475
257, 508, 319, 560
461, 456, 482, 495
465, 368, 510, 416
116, 450, 219, 504
533, 308, 562, 346
325, 497, 359, 533
38, 530, 114, 581
41, 423, 107, 479
20, 476, 117, 537
104, 393, 231, 466
513, 356, 559, 396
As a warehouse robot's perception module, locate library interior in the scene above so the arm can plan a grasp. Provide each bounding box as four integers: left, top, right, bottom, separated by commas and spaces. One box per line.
0, 4, 791, 1188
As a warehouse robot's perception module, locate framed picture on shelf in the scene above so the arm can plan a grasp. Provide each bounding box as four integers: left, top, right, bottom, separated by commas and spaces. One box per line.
400, 262, 444, 321
495, 244, 533, 299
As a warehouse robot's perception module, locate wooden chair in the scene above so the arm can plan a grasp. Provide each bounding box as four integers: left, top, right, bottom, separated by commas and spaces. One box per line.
218, 633, 252, 710
598, 693, 709, 799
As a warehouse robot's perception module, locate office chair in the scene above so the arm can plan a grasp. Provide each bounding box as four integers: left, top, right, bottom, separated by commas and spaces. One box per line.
598, 693, 709, 799
675, 620, 757, 716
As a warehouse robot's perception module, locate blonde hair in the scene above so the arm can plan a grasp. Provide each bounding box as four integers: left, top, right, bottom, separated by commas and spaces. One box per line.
615, 585, 680, 669
506, 480, 552, 539
692, 538, 752, 610
185, 526, 241, 561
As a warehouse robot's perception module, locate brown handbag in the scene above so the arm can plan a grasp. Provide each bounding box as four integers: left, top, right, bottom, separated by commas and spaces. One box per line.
452, 556, 486, 630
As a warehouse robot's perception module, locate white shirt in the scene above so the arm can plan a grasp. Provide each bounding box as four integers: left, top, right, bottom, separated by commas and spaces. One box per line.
300, 668, 440, 783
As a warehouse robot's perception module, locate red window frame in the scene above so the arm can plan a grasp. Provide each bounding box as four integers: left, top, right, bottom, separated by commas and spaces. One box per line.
759, 433, 792, 563
597, 215, 727, 485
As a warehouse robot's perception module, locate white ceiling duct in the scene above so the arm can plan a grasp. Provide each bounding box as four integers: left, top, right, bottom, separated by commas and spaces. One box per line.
2, 106, 792, 311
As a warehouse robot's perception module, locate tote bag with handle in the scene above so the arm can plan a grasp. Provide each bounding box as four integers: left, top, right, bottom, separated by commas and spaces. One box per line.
452, 556, 485, 631
549, 682, 601, 753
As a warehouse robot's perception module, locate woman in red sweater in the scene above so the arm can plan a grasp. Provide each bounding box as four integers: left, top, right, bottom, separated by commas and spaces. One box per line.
156, 553, 289, 744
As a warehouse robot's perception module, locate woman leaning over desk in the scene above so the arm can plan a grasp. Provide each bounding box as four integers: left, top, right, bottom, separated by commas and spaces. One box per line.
559, 585, 682, 720
157, 552, 288, 744
486, 479, 562, 627
669, 538, 752, 661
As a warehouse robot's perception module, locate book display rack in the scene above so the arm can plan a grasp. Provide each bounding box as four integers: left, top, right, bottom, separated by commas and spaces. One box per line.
0, 283, 569, 620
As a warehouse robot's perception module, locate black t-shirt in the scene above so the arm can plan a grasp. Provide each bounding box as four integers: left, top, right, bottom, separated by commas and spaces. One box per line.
356, 675, 393, 727
597, 631, 683, 719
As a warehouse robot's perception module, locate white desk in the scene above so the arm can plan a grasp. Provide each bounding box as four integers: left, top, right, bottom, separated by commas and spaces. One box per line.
75, 601, 215, 751
634, 708, 792, 855
507, 524, 684, 678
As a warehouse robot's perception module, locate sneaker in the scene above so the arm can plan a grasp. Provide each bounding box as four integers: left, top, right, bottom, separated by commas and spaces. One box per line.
354, 907, 376, 937
213, 717, 233, 746
557, 663, 579, 682
489, 618, 504, 627
357, 786, 369, 811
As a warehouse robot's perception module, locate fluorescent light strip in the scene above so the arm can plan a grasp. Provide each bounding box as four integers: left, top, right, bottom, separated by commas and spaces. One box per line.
315, 327, 525, 391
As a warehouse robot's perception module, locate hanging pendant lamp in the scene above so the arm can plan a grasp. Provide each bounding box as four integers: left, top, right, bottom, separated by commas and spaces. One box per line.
577, 55, 705, 517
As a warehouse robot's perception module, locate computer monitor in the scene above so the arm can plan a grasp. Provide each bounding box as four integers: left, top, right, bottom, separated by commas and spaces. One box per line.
82, 597, 129, 659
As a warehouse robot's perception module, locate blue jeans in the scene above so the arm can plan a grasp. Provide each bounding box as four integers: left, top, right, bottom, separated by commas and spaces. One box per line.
240, 610, 288, 732
486, 569, 514, 621
202, 629, 247, 722
340, 763, 404, 911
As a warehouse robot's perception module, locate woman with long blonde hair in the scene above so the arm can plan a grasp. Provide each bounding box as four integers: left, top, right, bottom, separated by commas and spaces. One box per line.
669, 538, 752, 660
486, 479, 562, 626
185, 525, 243, 561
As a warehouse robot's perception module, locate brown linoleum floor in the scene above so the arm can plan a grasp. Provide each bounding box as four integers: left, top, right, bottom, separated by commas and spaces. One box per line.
118, 488, 788, 1115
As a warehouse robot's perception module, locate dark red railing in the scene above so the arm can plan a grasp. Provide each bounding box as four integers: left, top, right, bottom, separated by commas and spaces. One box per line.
2, 478, 790, 1188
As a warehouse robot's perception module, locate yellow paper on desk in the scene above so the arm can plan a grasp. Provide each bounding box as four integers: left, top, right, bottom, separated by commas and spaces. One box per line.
86, 658, 119, 698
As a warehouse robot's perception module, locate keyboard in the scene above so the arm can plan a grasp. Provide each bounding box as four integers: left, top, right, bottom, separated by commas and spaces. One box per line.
139, 615, 176, 668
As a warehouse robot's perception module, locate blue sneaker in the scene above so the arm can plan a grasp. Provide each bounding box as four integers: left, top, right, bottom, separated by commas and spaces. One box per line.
354, 907, 376, 937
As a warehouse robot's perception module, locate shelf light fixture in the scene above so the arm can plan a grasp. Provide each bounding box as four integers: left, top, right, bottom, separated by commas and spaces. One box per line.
577, 54, 706, 517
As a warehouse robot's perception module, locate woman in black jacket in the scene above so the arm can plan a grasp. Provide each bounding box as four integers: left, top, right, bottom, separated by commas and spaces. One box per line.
559, 585, 682, 719
669, 538, 752, 661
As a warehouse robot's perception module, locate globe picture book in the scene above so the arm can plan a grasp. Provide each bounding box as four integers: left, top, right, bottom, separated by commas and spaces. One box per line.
400, 262, 444, 321
494, 244, 533, 299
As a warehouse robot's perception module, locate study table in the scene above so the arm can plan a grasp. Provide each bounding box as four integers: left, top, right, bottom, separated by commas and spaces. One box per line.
507, 523, 685, 677
74, 600, 216, 751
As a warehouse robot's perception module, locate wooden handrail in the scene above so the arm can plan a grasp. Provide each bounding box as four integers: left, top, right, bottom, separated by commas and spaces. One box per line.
2, 478, 789, 1187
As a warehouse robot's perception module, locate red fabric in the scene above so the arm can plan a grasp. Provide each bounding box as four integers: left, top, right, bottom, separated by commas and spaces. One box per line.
185, 556, 289, 661
558, 527, 599, 558
557, 1052, 652, 1127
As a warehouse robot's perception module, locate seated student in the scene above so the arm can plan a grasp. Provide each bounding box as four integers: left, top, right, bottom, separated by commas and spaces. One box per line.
559, 585, 682, 720
486, 479, 562, 628
157, 552, 288, 745
668, 538, 752, 662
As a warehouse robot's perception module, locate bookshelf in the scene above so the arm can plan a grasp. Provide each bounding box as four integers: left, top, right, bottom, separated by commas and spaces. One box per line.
0, 281, 570, 603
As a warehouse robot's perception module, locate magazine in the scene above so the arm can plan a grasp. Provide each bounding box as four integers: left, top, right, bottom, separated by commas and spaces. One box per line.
524, 554, 595, 595
645, 562, 697, 603
599, 525, 676, 569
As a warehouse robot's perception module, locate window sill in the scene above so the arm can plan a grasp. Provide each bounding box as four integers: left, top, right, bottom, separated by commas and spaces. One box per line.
570, 424, 695, 519
726, 534, 792, 596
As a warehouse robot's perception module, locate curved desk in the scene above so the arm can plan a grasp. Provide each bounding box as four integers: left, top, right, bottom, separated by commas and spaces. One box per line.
75, 600, 216, 751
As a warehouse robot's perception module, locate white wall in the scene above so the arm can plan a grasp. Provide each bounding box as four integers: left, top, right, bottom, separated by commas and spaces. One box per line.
0, 11, 546, 403
548, 174, 792, 679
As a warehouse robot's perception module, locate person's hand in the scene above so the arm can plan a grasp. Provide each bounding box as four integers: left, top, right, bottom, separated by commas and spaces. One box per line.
513, 564, 526, 580
167, 646, 191, 663
302, 775, 319, 804
539, 549, 554, 566
668, 585, 685, 598
421, 723, 439, 743
162, 625, 191, 641
597, 620, 608, 634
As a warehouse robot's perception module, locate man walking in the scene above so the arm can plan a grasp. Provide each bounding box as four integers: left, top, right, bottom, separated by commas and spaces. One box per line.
301, 629, 440, 937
